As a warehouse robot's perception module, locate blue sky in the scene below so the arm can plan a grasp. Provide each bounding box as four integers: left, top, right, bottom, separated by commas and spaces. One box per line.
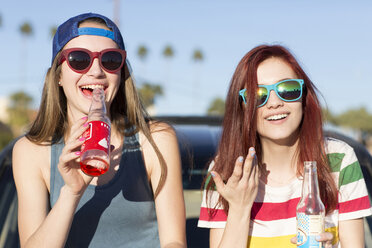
1, 0, 372, 115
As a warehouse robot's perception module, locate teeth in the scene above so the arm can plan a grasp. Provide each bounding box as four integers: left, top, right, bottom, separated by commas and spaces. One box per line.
81, 84, 104, 90
266, 114, 288, 121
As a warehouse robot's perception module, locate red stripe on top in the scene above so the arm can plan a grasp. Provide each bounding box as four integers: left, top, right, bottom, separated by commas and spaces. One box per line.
199, 207, 227, 222
251, 197, 300, 221
200, 196, 370, 222
339, 196, 371, 214
200, 198, 301, 222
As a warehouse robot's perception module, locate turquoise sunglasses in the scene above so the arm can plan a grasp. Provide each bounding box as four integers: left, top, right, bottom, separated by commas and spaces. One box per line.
239, 79, 304, 108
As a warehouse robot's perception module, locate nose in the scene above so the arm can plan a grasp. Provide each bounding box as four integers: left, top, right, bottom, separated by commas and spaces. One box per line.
86, 58, 104, 76
265, 90, 284, 108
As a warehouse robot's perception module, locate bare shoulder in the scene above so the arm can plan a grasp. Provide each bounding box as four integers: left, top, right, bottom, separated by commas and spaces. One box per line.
13, 136, 37, 151
140, 121, 177, 146
13, 136, 50, 189
13, 136, 50, 162
139, 121, 180, 175
149, 121, 176, 137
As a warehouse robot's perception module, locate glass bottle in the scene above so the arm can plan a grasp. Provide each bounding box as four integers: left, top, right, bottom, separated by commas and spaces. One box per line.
80, 88, 111, 176
296, 161, 325, 248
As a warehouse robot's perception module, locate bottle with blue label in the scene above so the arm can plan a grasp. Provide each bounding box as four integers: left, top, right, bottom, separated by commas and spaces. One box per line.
296, 161, 325, 248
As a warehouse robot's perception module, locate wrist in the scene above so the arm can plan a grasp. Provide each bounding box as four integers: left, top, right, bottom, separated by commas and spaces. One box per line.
228, 205, 252, 221
60, 185, 84, 203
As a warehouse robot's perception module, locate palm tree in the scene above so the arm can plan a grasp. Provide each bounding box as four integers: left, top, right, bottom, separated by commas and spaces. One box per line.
6, 91, 33, 135
19, 21, 33, 87
162, 45, 174, 105
138, 83, 163, 115
138, 83, 163, 108
138, 45, 148, 61
192, 49, 203, 62
137, 45, 148, 80
163, 45, 174, 59
192, 48, 204, 109
20, 22, 33, 37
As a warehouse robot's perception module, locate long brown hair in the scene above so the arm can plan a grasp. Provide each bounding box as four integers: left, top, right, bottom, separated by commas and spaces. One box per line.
26, 18, 167, 198
206, 44, 338, 215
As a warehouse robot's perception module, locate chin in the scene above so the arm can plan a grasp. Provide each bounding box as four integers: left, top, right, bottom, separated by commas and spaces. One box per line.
260, 129, 300, 145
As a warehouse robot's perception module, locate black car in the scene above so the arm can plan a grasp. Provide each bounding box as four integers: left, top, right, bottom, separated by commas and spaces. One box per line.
1, 116, 372, 248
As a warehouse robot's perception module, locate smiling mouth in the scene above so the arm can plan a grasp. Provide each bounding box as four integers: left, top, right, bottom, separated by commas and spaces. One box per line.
80, 84, 106, 96
266, 114, 288, 121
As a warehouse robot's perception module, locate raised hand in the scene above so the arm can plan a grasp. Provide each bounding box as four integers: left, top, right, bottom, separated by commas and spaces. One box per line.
211, 147, 259, 212
58, 116, 94, 196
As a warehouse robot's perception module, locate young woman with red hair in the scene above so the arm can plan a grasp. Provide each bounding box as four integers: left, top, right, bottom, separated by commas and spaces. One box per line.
198, 45, 371, 248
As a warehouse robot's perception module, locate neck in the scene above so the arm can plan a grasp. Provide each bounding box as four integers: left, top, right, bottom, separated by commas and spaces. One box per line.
259, 135, 300, 186
261, 139, 298, 166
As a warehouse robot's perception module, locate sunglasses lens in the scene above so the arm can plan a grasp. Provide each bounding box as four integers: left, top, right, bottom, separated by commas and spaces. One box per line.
257, 87, 268, 106
101, 51, 123, 71
68, 51, 91, 71
277, 80, 302, 100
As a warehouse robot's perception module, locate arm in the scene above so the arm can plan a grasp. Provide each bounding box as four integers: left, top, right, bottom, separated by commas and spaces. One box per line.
333, 141, 369, 247
209, 149, 259, 248
141, 122, 186, 248
338, 218, 364, 248
13, 117, 92, 248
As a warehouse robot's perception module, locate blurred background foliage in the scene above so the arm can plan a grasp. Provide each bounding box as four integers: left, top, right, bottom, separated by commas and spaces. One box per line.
0, 122, 13, 150
1, 13, 372, 152
324, 107, 372, 134
7, 92, 33, 132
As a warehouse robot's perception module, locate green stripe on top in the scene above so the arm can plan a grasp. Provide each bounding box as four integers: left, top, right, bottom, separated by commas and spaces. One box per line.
204, 173, 217, 190
339, 161, 364, 187
327, 153, 345, 173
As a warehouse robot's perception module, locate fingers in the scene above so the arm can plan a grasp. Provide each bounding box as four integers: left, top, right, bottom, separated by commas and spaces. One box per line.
212, 155, 247, 193
215, 147, 258, 187
61, 133, 85, 159
59, 139, 84, 164
316, 232, 334, 246
59, 148, 80, 168
290, 236, 297, 244
229, 156, 245, 184
291, 233, 332, 246
241, 147, 257, 182
59, 116, 89, 167
66, 116, 89, 144
253, 154, 259, 185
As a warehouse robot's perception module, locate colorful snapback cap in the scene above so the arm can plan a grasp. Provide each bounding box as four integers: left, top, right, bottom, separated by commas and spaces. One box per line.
52, 12, 125, 65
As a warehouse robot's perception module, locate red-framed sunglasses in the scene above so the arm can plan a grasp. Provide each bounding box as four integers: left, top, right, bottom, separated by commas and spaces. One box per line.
58, 48, 127, 73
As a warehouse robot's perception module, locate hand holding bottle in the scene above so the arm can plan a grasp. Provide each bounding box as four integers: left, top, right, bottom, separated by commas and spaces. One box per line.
57, 116, 94, 196
291, 232, 333, 248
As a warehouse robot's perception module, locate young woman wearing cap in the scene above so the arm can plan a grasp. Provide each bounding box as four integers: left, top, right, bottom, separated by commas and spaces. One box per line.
197, 45, 371, 248
12, 13, 186, 248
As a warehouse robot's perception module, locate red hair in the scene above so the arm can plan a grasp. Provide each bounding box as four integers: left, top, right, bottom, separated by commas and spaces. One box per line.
206, 44, 337, 215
